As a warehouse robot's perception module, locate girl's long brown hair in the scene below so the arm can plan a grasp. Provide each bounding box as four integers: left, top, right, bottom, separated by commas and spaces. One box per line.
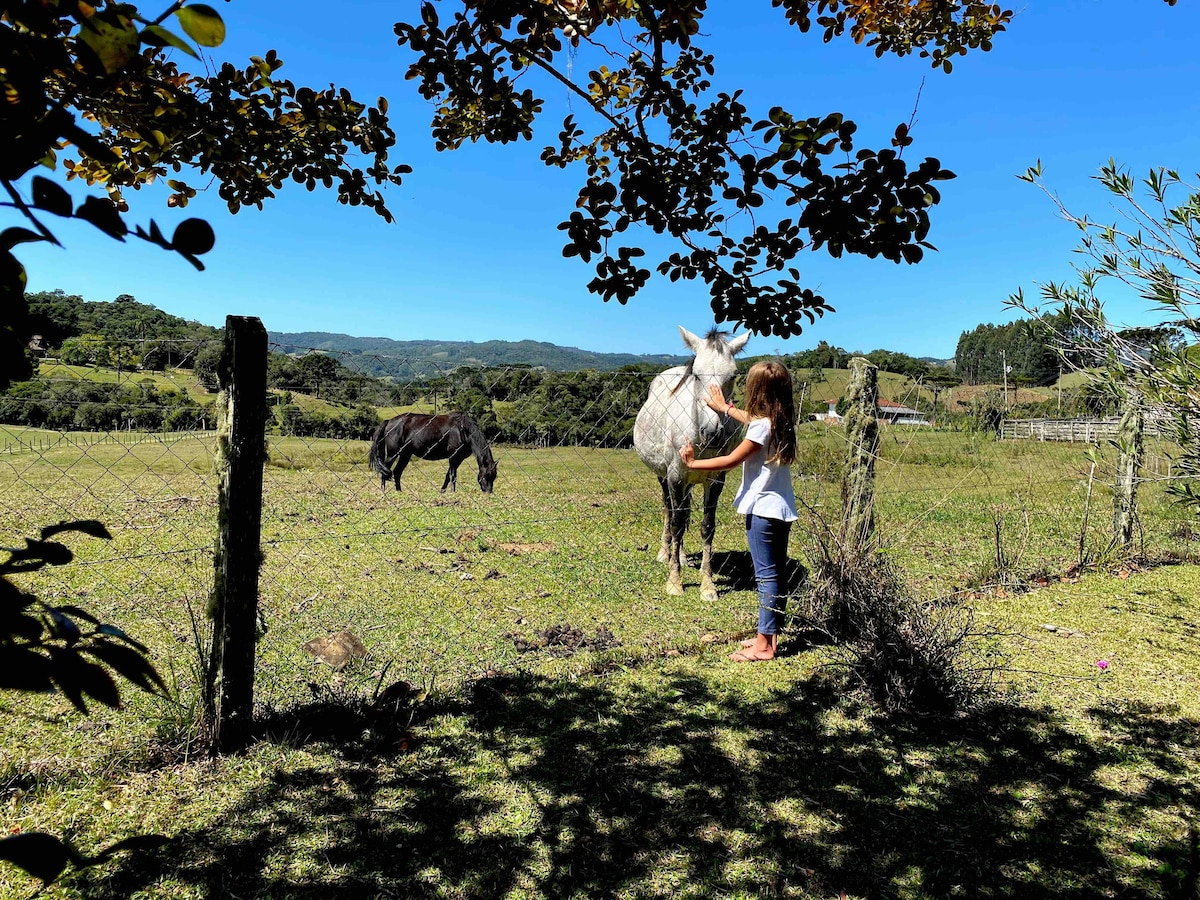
743, 360, 796, 466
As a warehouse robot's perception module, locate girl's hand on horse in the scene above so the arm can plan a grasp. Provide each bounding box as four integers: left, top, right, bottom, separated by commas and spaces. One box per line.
704, 384, 729, 413
679, 440, 696, 466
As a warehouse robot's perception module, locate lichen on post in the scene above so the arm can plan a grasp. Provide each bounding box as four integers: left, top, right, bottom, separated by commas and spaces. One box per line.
1112, 396, 1144, 551
839, 357, 880, 561
207, 315, 267, 752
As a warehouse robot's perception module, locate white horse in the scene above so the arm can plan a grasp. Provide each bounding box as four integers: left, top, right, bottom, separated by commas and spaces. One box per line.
634, 326, 750, 600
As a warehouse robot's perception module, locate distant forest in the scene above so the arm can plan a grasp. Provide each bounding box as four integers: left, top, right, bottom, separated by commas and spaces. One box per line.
953, 313, 1183, 387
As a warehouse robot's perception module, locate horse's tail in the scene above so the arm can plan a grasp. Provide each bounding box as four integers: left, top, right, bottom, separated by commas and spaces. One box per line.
368, 421, 392, 479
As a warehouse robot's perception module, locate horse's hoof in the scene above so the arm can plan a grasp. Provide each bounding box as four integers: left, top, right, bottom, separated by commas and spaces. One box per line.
666, 580, 684, 596
656, 549, 670, 563
701, 587, 719, 602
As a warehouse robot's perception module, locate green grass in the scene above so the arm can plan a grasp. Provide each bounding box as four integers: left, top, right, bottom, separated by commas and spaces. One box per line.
1, 427, 1198, 898
36, 362, 214, 403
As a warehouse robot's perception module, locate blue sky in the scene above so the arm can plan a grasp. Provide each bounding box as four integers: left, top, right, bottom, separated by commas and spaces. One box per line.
18, 1, 1200, 358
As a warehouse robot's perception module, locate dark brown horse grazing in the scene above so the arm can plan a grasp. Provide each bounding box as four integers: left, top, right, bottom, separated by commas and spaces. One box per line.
368, 412, 497, 493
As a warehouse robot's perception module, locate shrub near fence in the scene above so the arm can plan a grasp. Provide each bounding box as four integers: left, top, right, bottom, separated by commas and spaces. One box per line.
1, 335, 1196, 734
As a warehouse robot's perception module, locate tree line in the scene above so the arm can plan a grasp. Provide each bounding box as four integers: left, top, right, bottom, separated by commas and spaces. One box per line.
954, 311, 1184, 387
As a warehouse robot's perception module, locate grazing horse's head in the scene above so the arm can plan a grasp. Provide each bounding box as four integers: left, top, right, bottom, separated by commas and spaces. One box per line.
478, 457, 498, 493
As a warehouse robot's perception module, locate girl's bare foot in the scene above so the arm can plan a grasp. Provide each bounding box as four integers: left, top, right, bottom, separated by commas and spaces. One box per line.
731, 633, 776, 661
739, 634, 777, 650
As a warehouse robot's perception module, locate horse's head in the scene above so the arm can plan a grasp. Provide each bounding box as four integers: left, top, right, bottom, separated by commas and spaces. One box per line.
478, 457, 498, 493
680, 325, 750, 391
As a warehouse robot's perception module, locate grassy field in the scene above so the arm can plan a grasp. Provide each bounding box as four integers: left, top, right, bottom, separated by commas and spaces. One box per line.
0, 425, 1197, 898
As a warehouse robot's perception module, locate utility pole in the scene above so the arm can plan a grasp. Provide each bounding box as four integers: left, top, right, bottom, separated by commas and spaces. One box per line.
1058, 359, 1063, 416
1001, 349, 1009, 410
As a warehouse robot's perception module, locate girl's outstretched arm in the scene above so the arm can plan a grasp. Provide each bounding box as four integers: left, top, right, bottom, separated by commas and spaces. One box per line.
680, 437, 759, 472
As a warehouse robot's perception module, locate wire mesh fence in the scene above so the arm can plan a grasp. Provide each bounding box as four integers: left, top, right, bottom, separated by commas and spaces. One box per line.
2, 339, 1195, 715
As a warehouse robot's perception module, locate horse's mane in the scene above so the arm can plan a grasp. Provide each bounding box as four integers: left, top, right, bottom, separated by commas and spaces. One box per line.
455, 412, 494, 463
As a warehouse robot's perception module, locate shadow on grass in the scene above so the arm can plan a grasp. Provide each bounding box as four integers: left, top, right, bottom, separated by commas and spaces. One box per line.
84, 674, 1199, 899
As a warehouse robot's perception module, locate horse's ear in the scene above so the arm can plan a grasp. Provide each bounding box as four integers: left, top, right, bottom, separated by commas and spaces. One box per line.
679, 326, 703, 352
728, 332, 751, 355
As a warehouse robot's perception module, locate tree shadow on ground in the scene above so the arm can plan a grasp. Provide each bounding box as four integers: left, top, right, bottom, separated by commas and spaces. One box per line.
86, 672, 1199, 899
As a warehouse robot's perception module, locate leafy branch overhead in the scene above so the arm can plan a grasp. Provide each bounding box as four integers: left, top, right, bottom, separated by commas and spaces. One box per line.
395, 1, 1012, 337
1, 0, 412, 389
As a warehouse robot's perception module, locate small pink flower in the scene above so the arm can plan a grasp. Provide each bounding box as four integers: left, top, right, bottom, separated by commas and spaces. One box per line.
1096, 659, 1110, 671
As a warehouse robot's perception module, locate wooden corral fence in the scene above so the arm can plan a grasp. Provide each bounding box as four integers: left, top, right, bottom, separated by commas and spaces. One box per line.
1, 429, 205, 455
1001, 417, 1120, 442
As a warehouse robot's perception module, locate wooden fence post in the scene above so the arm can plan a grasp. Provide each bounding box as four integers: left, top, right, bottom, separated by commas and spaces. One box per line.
207, 316, 267, 752
1112, 397, 1144, 551
839, 357, 879, 560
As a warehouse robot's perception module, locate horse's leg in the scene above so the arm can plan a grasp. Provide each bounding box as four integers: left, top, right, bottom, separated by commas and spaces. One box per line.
393, 451, 412, 492
665, 478, 689, 596
686, 487, 696, 571
442, 447, 469, 492
699, 473, 727, 602
656, 477, 672, 563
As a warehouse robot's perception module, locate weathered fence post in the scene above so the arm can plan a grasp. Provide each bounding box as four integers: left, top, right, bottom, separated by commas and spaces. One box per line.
1112, 396, 1144, 551
839, 357, 879, 560
207, 315, 267, 752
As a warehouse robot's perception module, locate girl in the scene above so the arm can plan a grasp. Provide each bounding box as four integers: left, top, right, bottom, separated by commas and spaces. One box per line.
680, 360, 797, 662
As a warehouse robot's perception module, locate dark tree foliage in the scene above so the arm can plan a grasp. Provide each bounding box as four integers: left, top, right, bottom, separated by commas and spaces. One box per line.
395, 0, 1012, 337
954, 318, 1059, 387
25, 290, 220, 355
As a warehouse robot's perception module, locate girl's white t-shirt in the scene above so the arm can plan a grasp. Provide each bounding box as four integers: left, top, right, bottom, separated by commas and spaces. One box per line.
732, 417, 798, 522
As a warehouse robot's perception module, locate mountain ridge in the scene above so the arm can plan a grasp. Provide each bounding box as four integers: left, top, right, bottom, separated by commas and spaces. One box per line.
268, 330, 692, 372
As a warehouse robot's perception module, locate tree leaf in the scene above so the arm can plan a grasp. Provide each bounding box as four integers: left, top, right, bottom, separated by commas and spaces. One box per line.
140, 24, 200, 58
171, 218, 216, 255
52, 604, 101, 626
47, 609, 83, 646
0, 228, 49, 251
25, 538, 73, 567
31, 177, 73, 217
46, 649, 89, 713
0, 648, 55, 693
83, 641, 168, 695
96, 624, 150, 654
174, 5, 226, 48
78, 12, 140, 74
93, 833, 171, 861
81, 665, 121, 709
75, 197, 127, 241
40, 520, 111, 541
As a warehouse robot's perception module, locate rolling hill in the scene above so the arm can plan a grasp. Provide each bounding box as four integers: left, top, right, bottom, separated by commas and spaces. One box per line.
268, 331, 691, 373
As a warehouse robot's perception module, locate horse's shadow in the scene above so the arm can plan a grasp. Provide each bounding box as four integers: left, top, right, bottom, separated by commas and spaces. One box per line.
708, 549, 757, 591
708, 550, 809, 595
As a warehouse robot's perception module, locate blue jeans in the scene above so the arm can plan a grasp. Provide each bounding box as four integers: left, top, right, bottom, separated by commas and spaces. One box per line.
746, 514, 792, 636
